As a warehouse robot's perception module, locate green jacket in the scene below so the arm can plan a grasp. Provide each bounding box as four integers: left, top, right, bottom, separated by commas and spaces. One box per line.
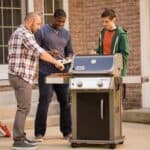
96, 26, 129, 76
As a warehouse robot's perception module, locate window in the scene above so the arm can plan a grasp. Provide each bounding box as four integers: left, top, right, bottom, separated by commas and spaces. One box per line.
0, 0, 27, 64
43, 0, 63, 24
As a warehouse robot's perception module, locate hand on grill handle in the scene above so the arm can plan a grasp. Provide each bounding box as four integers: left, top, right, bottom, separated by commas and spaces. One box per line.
54, 60, 64, 71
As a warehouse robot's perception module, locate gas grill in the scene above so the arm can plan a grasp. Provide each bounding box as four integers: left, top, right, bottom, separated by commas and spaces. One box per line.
45, 54, 149, 148
69, 54, 124, 148
69, 54, 122, 90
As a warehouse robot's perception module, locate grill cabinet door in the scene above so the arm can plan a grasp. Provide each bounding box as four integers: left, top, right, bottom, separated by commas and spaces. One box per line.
77, 92, 109, 140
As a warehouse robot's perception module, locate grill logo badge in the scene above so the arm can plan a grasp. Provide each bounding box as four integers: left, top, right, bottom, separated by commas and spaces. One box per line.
75, 66, 85, 71
91, 59, 96, 64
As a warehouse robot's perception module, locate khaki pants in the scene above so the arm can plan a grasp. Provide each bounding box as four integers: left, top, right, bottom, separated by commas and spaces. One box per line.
9, 74, 32, 141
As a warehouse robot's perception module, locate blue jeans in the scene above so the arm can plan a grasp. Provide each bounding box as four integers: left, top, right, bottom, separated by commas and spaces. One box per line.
34, 72, 72, 137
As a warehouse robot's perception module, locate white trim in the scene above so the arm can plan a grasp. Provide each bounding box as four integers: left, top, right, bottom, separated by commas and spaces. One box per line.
52, 0, 55, 13
0, 65, 8, 80
27, 0, 34, 12
63, 0, 69, 30
21, 0, 27, 22
140, 0, 150, 108
0, 0, 28, 80
122, 76, 146, 84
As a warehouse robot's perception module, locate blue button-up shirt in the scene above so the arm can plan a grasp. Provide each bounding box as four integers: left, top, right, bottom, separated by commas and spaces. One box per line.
35, 24, 73, 75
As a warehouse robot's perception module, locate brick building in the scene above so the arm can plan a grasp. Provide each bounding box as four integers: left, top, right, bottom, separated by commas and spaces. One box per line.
0, 0, 150, 109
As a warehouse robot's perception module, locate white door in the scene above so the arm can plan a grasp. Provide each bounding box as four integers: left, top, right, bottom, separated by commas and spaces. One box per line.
140, 0, 150, 107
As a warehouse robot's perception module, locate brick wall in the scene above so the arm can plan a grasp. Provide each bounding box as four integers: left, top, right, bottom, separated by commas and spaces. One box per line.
69, 0, 141, 109
68, 0, 87, 54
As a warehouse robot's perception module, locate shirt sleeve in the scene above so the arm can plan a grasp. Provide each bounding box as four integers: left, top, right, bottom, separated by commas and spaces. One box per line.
34, 30, 43, 47
22, 31, 45, 54
119, 33, 129, 76
95, 29, 105, 55
64, 33, 74, 57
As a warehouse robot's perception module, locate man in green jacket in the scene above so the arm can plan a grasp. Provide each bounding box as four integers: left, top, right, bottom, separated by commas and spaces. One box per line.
96, 9, 129, 76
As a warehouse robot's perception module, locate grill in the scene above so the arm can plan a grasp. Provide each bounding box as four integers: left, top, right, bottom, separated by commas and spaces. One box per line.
69, 54, 122, 90
69, 54, 124, 148
46, 54, 124, 148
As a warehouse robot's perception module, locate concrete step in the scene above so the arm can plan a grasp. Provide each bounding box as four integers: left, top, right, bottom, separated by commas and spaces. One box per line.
2, 115, 59, 131
0, 89, 39, 105
123, 108, 150, 124
0, 102, 59, 120
0, 87, 60, 131
0, 89, 58, 105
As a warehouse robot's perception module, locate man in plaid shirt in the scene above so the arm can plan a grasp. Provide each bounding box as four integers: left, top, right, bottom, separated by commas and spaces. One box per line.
8, 12, 64, 150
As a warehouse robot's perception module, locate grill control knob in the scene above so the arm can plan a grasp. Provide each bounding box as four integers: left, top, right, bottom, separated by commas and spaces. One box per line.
97, 80, 103, 87
77, 81, 83, 87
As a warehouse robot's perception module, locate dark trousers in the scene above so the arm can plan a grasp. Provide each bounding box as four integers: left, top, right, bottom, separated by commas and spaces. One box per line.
35, 72, 72, 136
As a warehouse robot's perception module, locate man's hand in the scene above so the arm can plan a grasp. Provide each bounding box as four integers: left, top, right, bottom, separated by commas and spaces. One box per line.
55, 61, 64, 71
40, 51, 64, 71
48, 50, 59, 57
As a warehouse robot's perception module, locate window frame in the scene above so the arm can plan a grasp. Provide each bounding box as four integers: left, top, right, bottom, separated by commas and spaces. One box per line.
43, 0, 69, 29
0, 0, 69, 80
0, 0, 28, 79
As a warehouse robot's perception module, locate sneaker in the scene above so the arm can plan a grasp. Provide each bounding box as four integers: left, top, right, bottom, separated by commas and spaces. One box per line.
0, 123, 11, 137
24, 138, 38, 146
12, 141, 38, 150
35, 135, 43, 142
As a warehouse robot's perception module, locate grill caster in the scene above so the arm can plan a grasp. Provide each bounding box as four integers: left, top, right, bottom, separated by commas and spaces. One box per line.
71, 143, 78, 148
109, 144, 116, 149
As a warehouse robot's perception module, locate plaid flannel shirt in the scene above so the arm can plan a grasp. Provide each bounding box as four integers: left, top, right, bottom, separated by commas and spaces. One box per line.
8, 25, 45, 84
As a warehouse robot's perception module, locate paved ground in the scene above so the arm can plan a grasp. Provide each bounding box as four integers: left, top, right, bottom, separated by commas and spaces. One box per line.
0, 122, 150, 150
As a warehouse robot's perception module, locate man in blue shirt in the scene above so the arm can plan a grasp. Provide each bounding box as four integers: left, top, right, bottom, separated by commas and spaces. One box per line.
34, 9, 73, 141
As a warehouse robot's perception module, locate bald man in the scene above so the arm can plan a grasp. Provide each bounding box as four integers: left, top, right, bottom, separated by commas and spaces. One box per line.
8, 12, 64, 150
